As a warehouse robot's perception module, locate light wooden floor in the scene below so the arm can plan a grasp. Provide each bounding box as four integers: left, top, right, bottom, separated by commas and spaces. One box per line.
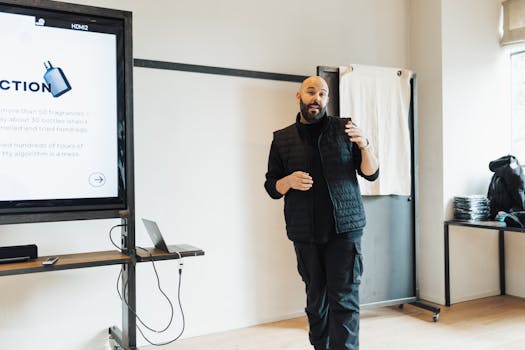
143, 295, 525, 350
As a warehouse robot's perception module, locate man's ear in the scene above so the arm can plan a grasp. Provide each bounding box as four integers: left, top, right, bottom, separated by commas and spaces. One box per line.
296, 91, 301, 103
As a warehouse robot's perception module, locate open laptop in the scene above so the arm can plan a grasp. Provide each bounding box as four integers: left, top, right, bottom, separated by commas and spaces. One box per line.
142, 218, 198, 254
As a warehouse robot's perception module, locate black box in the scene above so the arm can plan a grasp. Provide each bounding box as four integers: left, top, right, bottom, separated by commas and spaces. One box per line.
0, 244, 38, 263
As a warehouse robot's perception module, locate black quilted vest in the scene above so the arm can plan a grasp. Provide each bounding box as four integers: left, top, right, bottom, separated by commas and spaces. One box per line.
273, 116, 366, 242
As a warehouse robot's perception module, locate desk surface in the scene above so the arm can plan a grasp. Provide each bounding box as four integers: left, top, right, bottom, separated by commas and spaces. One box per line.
136, 245, 205, 262
445, 220, 525, 233
0, 250, 131, 276
0, 245, 205, 276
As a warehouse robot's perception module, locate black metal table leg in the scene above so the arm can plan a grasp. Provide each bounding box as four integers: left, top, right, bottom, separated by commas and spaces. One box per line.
444, 223, 450, 306
499, 229, 506, 295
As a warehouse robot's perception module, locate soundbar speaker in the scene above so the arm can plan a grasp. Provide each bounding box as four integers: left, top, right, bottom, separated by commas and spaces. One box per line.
0, 244, 38, 263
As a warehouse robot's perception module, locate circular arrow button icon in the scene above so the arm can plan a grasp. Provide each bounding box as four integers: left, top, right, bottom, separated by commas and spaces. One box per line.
89, 172, 106, 187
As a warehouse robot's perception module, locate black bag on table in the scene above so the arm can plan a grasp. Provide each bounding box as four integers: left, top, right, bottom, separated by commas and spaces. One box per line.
503, 211, 525, 228
487, 155, 525, 220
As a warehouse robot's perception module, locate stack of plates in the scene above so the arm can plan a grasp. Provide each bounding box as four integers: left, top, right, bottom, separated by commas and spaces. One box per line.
453, 195, 490, 221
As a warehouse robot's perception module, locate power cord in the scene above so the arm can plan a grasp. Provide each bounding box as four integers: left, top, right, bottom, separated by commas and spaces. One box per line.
109, 224, 186, 346
109, 224, 127, 251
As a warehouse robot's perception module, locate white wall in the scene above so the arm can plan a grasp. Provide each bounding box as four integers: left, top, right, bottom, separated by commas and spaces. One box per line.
442, 0, 511, 304
411, 0, 523, 305
0, 1, 411, 349
442, 0, 510, 212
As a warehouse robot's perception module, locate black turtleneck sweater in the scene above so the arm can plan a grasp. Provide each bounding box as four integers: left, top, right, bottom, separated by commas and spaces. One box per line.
301, 115, 336, 243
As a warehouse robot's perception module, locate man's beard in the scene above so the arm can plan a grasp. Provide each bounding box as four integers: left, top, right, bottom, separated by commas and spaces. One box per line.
300, 99, 327, 124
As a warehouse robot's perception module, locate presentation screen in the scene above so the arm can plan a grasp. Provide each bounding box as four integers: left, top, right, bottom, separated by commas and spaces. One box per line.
0, 3, 127, 214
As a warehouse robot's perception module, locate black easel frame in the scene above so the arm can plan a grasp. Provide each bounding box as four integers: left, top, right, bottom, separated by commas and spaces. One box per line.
317, 65, 440, 321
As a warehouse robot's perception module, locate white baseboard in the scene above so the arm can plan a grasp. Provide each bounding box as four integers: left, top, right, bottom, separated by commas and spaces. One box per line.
256, 311, 307, 325
418, 293, 445, 306
451, 290, 500, 304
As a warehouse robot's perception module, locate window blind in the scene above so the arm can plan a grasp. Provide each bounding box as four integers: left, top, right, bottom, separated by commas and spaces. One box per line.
501, 0, 525, 45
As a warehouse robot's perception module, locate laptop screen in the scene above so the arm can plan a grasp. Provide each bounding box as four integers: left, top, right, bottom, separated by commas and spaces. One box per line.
142, 218, 170, 252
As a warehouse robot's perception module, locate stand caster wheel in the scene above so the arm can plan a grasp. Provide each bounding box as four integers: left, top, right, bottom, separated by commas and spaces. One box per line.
433, 313, 439, 322
398, 304, 404, 309
108, 335, 123, 350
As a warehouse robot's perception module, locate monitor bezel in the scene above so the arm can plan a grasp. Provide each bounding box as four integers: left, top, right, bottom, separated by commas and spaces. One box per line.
0, 0, 133, 223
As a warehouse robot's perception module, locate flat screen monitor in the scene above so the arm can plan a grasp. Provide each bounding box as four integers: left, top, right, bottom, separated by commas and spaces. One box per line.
0, 1, 131, 219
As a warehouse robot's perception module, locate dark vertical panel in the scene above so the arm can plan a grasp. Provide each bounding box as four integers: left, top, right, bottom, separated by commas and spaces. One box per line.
122, 10, 136, 349
361, 196, 414, 305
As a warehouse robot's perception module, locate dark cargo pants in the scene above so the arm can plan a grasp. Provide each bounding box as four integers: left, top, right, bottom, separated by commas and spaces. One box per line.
294, 236, 363, 350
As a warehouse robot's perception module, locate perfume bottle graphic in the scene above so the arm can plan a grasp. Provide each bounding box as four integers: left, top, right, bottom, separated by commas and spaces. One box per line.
43, 61, 72, 97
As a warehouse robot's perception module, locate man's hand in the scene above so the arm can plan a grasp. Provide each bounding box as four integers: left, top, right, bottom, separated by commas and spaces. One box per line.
287, 171, 313, 190
345, 120, 379, 176
345, 120, 368, 149
276, 171, 313, 195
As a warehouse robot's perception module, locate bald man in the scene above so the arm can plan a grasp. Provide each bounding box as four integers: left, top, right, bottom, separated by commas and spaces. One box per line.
264, 76, 379, 350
